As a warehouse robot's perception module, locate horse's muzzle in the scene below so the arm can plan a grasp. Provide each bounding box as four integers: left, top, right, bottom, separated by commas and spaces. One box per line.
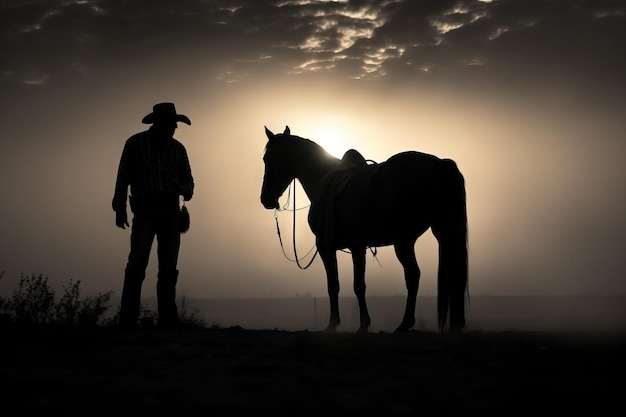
261, 195, 279, 210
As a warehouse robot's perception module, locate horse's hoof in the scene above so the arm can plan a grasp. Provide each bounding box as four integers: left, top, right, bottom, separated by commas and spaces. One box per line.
449, 325, 464, 334
393, 324, 412, 333
323, 326, 338, 333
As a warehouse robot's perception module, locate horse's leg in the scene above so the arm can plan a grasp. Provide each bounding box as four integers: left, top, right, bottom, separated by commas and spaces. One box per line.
319, 249, 341, 332
394, 242, 420, 332
352, 247, 371, 333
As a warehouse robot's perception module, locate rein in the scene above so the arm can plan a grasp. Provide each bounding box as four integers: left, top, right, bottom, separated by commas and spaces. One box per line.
272, 159, 383, 269
274, 180, 318, 269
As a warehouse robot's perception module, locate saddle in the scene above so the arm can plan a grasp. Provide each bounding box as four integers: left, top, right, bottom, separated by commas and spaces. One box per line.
339, 149, 367, 169
334, 149, 369, 194
309, 149, 373, 249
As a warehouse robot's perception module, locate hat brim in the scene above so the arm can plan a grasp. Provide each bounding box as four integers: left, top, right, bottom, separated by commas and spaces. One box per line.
142, 113, 191, 125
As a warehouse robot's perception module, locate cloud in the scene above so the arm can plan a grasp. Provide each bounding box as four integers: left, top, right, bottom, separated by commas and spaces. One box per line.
1, 0, 625, 93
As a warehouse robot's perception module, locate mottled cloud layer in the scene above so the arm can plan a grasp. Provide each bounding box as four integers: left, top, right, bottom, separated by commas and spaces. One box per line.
2, 0, 624, 93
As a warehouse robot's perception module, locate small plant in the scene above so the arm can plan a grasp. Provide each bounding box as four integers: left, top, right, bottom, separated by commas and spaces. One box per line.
55, 278, 112, 326
178, 294, 210, 329
7, 273, 55, 324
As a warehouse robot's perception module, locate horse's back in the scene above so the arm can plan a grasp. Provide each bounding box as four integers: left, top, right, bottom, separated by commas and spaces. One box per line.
354, 151, 445, 201
313, 150, 454, 248
384, 151, 444, 180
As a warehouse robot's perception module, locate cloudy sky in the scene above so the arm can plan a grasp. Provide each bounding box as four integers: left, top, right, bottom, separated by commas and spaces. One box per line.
1, 0, 625, 303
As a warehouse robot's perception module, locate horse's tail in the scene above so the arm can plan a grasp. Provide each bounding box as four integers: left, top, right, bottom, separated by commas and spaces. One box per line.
432, 158, 468, 333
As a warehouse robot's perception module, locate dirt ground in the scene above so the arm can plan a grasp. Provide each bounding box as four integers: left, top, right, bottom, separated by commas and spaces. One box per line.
2, 324, 624, 414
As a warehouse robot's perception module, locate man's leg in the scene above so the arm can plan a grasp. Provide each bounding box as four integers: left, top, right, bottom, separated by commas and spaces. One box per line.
120, 214, 154, 328
156, 269, 179, 328
156, 214, 181, 328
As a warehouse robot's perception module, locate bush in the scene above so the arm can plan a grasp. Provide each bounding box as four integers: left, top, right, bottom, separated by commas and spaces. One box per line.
0, 271, 217, 329
0, 272, 113, 327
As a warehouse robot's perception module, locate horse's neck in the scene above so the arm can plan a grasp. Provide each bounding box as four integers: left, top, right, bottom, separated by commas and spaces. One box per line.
295, 150, 339, 199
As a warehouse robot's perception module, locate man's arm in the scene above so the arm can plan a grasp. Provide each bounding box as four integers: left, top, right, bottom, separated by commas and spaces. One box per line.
174, 145, 194, 201
112, 139, 132, 228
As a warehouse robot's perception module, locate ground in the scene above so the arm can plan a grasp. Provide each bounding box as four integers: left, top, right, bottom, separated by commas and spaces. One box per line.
2, 324, 624, 414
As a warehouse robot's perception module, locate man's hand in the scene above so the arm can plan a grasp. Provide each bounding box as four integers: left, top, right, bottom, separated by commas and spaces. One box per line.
116, 210, 129, 229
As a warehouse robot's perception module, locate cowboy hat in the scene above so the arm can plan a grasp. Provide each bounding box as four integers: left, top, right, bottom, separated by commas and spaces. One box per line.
142, 102, 191, 125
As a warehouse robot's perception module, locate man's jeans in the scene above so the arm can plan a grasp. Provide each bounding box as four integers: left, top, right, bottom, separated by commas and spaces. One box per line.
119, 207, 181, 328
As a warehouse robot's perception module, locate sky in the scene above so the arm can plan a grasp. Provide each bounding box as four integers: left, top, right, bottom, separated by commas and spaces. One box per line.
1, 0, 625, 304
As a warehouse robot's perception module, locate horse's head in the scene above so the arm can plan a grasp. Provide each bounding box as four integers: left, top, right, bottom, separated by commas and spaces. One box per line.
261, 126, 295, 209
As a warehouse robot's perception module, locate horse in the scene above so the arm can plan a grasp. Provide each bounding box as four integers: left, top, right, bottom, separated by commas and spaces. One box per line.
260, 126, 468, 333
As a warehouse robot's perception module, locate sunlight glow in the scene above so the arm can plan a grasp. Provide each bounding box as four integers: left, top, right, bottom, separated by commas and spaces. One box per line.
307, 125, 351, 158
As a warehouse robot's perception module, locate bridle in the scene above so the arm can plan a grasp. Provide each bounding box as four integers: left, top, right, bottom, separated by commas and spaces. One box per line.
273, 179, 318, 269
272, 175, 382, 270
270, 154, 381, 270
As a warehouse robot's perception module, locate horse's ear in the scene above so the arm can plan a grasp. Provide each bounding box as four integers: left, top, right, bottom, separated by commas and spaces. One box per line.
284, 126, 290, 136
265, 126, 275, 140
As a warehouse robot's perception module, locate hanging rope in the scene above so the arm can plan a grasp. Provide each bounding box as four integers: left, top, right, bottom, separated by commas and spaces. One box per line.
274, 180, 318, 269
273, 178, 381, 269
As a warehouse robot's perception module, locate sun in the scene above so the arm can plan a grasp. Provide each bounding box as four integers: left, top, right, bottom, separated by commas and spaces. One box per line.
308, 125, 349, 158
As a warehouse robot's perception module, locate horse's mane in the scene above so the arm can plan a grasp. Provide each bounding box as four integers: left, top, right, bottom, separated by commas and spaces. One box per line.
267, 133, 338, 163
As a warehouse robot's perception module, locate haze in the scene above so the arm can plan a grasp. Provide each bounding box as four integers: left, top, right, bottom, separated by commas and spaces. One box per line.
1, 0, 625, 303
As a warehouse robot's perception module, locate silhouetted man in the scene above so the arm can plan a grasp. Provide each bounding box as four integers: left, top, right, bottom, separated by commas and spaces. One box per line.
112, 102, 194, 329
